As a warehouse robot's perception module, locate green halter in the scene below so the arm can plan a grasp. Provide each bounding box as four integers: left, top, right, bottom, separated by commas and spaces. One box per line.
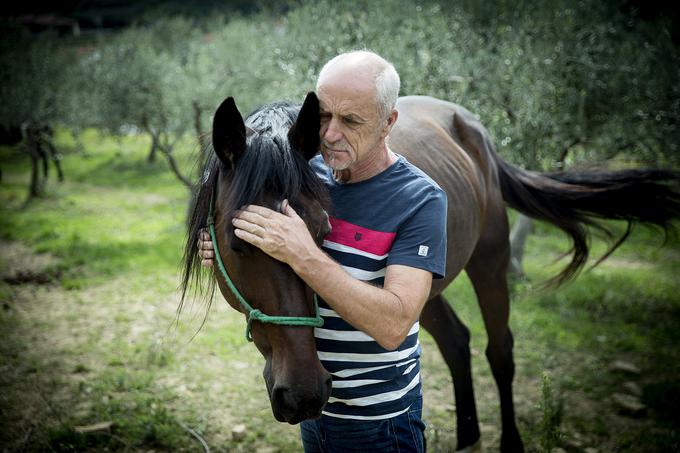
207, 188, 324, 341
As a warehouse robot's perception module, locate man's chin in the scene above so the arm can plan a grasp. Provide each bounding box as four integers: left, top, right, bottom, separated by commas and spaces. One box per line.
323, 154, 352, 171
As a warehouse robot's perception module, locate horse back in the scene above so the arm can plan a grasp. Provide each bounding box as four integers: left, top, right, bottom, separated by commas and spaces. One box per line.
389, 96, 507, 293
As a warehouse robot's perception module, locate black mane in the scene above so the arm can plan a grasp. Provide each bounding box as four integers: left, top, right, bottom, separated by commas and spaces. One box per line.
179, 101, 328, 311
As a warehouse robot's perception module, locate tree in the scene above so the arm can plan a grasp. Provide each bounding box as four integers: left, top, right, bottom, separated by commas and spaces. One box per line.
0, 22, 73, 202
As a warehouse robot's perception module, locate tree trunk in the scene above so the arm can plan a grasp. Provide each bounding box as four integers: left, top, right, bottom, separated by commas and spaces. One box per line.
45, 141, 64, 182
28, 148, 41, 200
147, 132, 159, 163
508, 213, 533, 278
22, 125, 42, 202
158, 142, 192, 189
192, 100, 208, 149
39, 145, 49, 179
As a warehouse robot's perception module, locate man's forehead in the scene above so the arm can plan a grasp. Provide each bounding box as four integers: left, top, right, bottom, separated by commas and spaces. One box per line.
318, 94, 375, 118
317, 78, 376, 114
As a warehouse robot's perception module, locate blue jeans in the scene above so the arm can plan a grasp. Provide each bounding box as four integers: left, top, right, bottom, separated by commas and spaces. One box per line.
300, 395, 426, 452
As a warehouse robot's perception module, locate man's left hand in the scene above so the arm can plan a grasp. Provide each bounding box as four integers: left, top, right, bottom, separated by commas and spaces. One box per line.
232, 200, 318, 266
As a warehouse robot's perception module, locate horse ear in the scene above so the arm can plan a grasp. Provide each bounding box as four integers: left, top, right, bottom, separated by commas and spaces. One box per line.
288, 92, 320, 161
212, 97, 246, 169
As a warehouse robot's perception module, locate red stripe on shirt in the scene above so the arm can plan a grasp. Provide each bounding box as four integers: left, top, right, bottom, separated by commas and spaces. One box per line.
326, 217, 396, 256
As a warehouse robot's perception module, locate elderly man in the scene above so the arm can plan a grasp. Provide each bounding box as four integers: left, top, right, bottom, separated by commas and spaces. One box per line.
200, 50, 447, 452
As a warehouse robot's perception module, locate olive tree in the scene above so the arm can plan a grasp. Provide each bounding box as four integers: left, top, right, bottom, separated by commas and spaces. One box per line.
0, 22, 74, 201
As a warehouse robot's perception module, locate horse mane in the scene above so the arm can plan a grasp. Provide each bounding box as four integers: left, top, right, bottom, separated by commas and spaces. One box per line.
179, 101, 329, 316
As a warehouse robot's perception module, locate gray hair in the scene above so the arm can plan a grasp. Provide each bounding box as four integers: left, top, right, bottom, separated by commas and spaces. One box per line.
317, 50, 400, 121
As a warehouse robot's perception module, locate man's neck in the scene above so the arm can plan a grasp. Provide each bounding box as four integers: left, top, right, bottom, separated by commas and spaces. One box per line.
333, 145, 397, 184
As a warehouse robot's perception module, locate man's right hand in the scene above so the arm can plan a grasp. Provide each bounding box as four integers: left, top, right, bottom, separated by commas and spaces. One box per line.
197, 228, 215, 268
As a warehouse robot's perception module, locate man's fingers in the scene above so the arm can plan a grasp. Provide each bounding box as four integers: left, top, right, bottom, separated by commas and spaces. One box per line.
232, 217, 266, 237
233, 210, 262, 224
198, 228, 215, 268
281, 199, 301, 219
234, 208, 276, 226
199, 249, 214, 259
240, 204, 277, 219
233, 227, 263, 246
197, 238, 214, 251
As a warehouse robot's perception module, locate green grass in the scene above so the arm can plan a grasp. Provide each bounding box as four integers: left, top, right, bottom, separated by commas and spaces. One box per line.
1, 129, 679, 452
0, 129, 195, 288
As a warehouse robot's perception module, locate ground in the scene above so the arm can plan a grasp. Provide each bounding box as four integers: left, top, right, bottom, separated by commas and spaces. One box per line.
1, 234, 678, 452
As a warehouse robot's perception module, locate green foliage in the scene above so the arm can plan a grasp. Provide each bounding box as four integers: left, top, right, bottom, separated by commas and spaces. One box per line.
538, 372, 564, 451
3, 0, 678, 171
0, 22, 77, 127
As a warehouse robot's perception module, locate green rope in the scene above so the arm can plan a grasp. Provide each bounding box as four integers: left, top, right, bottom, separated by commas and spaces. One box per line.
207, 189, 324, 341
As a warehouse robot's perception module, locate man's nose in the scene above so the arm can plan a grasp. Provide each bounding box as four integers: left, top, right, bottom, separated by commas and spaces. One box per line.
322, 118, 343, 143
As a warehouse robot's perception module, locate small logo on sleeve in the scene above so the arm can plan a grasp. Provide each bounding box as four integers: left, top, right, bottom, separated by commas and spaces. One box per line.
418, 245, 429, 257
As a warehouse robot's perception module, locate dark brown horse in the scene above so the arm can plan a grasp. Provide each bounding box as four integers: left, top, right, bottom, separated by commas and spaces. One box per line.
181, 93, 679, 451
182, 94, 334, 424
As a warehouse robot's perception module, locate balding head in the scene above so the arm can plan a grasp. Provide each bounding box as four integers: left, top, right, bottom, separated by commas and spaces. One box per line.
317, 50, 400, 121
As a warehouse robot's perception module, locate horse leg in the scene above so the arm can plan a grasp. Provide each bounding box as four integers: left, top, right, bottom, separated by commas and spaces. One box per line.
421, 294, 481, 451
465, 225, 524, 452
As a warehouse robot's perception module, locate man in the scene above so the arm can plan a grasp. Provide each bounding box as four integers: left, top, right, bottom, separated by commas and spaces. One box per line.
199, 50, 447, 452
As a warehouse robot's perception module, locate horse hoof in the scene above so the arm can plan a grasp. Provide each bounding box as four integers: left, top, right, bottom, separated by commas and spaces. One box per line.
456, 439, 483, 453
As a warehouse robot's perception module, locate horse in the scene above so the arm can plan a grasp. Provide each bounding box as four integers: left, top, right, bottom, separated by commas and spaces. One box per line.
181, 92, 680, 451
181, 93, 333, 424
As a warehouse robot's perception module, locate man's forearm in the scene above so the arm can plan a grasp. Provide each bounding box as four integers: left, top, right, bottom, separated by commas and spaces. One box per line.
291, 248, 413, 351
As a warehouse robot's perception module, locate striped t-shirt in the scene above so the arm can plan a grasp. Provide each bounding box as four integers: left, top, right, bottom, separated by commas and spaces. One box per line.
310, 154, 447, 420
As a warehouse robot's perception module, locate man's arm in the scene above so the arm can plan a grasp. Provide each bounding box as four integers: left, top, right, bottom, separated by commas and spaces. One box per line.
232, 201, 432, 351
297, 256, 432, 351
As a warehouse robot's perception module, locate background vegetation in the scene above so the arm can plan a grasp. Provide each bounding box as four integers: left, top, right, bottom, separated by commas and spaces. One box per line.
1, 0, 679, 451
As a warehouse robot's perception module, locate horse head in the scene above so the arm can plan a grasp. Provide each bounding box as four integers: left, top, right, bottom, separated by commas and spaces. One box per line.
187, 93, 331, 424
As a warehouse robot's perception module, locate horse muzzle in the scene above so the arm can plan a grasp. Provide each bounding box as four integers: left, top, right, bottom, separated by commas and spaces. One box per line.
270, 374, 332, 424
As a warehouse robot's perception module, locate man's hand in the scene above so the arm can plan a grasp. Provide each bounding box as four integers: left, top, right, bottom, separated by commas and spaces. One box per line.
232, 200, 318, 267
197, 229, 215, 267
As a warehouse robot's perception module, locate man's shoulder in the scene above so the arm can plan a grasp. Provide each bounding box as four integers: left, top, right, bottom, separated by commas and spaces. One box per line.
392, 155, 446, 198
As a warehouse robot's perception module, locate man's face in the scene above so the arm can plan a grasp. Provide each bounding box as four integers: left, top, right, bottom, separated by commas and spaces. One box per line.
316, 77, 387, 171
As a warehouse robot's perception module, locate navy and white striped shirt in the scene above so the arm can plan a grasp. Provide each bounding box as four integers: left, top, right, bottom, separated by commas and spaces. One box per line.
310, 154, 447, 420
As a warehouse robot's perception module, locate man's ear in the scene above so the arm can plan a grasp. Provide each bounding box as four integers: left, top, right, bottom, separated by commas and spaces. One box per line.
212, 97, 246, 170
288, 92, 321, 161
382, 109, 399, 137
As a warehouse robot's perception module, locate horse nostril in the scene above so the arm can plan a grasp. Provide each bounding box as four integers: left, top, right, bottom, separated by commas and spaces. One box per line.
272, 382, 327, 423
324, 376, 332, 395
272, 385, 295, 412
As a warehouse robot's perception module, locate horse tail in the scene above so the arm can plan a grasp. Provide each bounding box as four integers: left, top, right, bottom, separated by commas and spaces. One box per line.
494, 156, 680, 284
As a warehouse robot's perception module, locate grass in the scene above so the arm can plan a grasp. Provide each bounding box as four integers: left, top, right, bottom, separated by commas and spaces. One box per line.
1, 129, 679, 452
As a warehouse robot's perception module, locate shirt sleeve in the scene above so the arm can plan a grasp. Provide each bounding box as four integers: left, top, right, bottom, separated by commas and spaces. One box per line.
386, 187, 447, 279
